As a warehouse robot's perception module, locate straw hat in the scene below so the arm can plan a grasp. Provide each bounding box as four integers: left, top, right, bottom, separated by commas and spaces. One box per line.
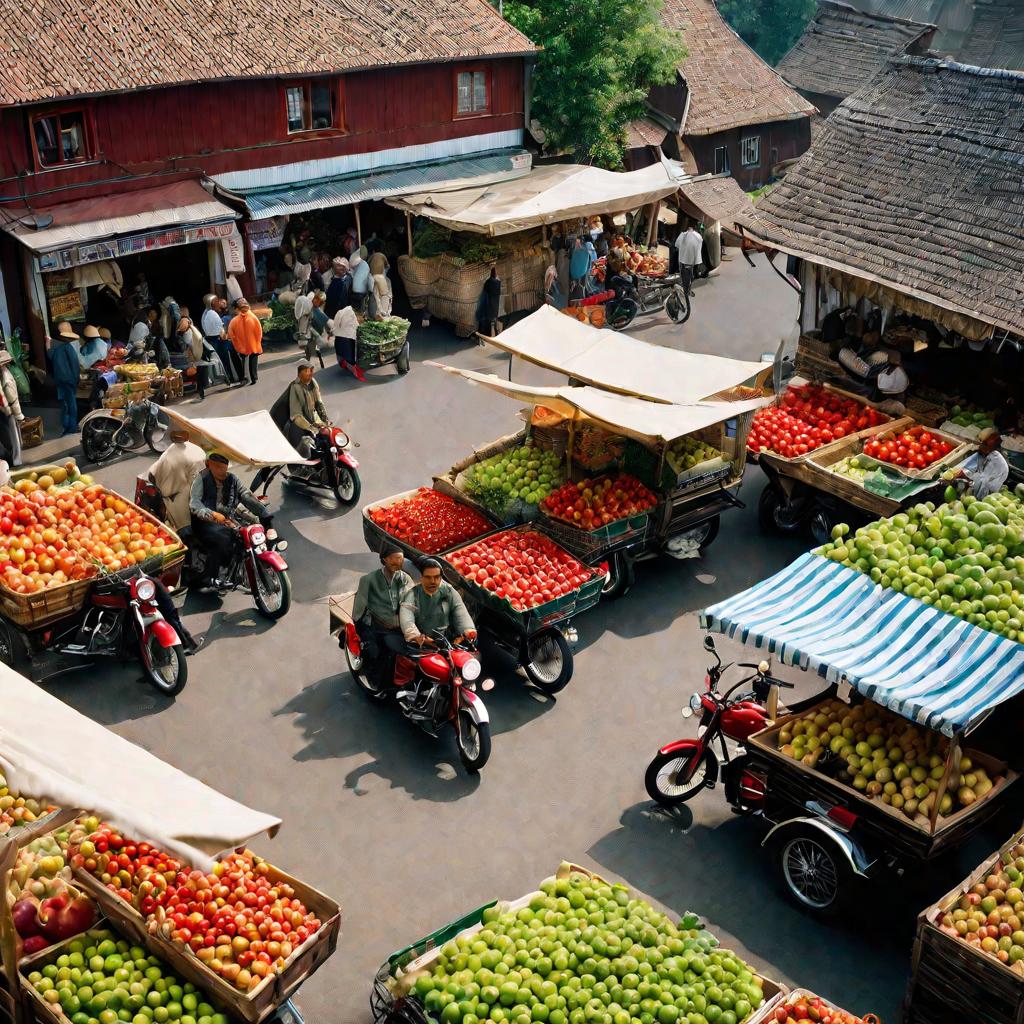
82, 325, 100, 339
98, 327, 111, 340
57, 322, 79, 340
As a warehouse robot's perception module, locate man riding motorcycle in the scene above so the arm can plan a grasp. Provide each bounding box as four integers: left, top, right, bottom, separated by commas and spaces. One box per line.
350, 543, 412, 686
189, 451, 271, 592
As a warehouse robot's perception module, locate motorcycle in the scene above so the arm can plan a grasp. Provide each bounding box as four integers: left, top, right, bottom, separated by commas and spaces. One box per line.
80, 400, 169, 463
343, 626, 494, 773
644, 635, 792, 808
605, 272, 691, 331
256, 425, 361, 507
0, 569, 186, 696
133, 477, 292, 620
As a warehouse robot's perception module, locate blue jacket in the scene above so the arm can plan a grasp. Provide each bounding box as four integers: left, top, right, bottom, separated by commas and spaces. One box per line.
50, 340, 81, 386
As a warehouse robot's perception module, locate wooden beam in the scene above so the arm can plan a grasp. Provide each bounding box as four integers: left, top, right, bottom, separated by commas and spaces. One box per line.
354, 204, 362, 247
405, 213, 413, 257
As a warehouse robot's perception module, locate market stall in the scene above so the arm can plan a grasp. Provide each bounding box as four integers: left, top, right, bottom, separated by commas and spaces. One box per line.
386, 162, 682, 336
0, 667, 340, 1024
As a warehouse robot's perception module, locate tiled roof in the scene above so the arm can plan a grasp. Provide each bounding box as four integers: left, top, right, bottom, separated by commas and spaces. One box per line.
679, 174, 754, 228
0, 0, 536, 106
661, 0, 816, 135
743, 56, 1024, 335
625, 118, 669, 148
778, 1, 935, 100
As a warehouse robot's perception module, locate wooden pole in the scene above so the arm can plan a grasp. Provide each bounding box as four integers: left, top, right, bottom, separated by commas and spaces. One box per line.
405, 213, 413, 257
930, 735, 960, 835
354, 203, 362, 247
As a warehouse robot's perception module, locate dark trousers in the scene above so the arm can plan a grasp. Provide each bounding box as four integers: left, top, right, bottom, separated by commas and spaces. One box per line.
240, 352, 259, 384
56, 383, 77, 433
681, 265, 694, 296
192, 364, 209, 399
191, 518, 236, 580
357, 623, 406, 683
152, 578, 193, 645
210, 337, 241, 382
335, 336, 356, 367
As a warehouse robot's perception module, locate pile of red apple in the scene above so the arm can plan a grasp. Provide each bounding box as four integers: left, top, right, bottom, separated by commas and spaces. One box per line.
11, 890, 97, 958
748, 385, 888, 458
369, 488, 491, 554
863, 425, 954, 471
773, 993, 870, 1023
541, 474, 658, 530
448, 530, 597, 611
0, 483, 178, 595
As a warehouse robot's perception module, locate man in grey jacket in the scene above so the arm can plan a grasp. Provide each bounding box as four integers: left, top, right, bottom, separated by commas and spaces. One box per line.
400, 560, 477, 647
351, 543, 412, 684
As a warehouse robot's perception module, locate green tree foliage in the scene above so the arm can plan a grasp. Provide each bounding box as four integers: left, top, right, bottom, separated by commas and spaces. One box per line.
717, 0, 816, 66
506, 0, 685, 168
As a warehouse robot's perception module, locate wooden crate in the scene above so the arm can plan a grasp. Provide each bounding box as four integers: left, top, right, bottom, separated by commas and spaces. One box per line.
858, 424, 971, 481
749, 988, 879, 1023
18, 418, 43, 450
75, 852, 339, 1024
904, 825, 1024, 1024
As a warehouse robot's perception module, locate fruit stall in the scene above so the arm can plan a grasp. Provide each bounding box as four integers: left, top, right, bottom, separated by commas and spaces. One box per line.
905, 823, 1024, 1024
700, 517, 1024, 912
0, 666, 340, 1024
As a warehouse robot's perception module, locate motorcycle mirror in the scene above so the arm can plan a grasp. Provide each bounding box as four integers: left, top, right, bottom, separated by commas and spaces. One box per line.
481, 678, 495, 692
703, 636, 717, 652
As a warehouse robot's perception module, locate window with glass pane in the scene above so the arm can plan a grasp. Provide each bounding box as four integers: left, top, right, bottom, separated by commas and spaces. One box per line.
457, 70, 488, 115
32, 111, 89, 166
457, 72, 473, 114
741, 135, 760, 167
286, 87, 305, 132
472, 72, 488, 111
713, 146, 730, 175
311, 83, 333, 129
33, 117, 59, 166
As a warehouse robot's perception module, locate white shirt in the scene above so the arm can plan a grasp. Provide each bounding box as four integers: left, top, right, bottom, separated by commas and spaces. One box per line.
201, 308, 223, 338
877, 365, 909, 395
675, 229, 703, 267
128, 321, 150, 346
962, 450, 1010, 499
151, 441, 206, 530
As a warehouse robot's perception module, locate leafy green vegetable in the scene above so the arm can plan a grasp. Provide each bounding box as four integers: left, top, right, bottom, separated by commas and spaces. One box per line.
357, 317, 410, 346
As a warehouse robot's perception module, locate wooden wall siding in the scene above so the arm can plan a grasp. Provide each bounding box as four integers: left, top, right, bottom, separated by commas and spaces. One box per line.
0, 60, 524, 207
686, 118, 811, 191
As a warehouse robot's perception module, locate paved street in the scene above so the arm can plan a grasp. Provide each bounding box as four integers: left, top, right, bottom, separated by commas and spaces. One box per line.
20, 257, 1012, 1023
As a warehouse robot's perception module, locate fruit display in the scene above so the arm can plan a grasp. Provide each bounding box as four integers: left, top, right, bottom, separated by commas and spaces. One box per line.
666, 436, 727, 477
403, 869, 767, 1024
747, 386, 888, 458
447, 530, 597, 612
768, 991, 872, 1023
0, 482, 178, 595
934, 838, 1024, 971
8, 831, 75, 902
0, 770, 54, 834
862, 425, 956, 472
942, 405, 995, 441
369, 489, 493, 555
819, 488, 1024, 640
542, 474, 658, 530
13, 889, 98, 958
461, 443, 565, 517
827, 456, 870, 484
776, 698, 1002, 825
24, 926, 233, 1024
572, 426, 625, 472
70, 826, 323, 993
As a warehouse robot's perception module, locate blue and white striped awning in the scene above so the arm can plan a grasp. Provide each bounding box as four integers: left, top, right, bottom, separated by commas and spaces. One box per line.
700, 553, 1024, 737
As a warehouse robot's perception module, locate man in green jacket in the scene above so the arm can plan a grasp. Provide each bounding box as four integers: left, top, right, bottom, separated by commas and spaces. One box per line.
351, 543, 413, 684
400, 559, 477, 647
287, 359, 329, 454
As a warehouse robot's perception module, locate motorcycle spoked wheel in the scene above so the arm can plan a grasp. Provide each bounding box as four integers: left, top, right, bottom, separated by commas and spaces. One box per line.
346, 643, 389, 701
81, 418, 119, 462
140, 634, 187, 697
333, 464, 361, 506
644, 748, 718, 806
455, 708, 491, 772
252, 561, 292, 619
666, 288, 692, 324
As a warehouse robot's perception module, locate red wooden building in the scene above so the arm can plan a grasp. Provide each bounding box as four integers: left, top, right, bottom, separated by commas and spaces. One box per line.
0, 0, 535, 360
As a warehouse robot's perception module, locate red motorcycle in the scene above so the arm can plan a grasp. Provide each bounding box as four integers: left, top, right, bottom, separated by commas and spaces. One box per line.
0, 569, 187, 696
343, 626, 493, 772
645, 636, 793, 808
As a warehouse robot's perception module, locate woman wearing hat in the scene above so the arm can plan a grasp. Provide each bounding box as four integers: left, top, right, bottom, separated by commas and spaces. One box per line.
78, 325, 109, 369
48, 322, 82, 435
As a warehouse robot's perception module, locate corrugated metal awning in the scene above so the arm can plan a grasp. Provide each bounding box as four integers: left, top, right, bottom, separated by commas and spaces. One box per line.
231, 149, 532, 220
700, 552, 1024, 736
2, 180, 238, 254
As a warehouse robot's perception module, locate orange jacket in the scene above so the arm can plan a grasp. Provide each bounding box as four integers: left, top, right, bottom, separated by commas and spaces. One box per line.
228, 311, 263, 355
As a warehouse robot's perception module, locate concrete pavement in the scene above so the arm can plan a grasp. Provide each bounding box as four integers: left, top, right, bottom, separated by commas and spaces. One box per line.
19, 256, 1007, 1023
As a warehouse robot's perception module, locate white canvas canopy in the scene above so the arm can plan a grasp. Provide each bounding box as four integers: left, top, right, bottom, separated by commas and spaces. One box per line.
386, 162, 680, 236
481, 306, 768, 404
0, 666, 280, 866
440, 366, 766, 444
164, 410, 304, 467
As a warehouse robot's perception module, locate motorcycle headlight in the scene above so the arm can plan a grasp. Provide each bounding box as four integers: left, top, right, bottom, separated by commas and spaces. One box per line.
689, 693, 704, 713
134, 578, 157, 602
250, 528, 266, 546
265, 528, 278, 541
462, 658, 482, 682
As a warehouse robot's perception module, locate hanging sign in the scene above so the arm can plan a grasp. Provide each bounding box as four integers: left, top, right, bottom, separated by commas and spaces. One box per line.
221, 229, 246, 274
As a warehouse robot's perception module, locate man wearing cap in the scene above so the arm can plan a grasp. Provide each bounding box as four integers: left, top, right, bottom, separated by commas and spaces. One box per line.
351, 544, 413, 685
48, 322, 82, 435
189, 451, 270, 591
78, 326, 108, 369
956, 429, 1010, 499
286, 359, 329, 455
227, 298, 263, 385
149, 429, 206, 531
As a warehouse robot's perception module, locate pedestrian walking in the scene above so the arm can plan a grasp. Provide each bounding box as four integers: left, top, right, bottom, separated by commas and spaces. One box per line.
675, 221, 704, 297
349, 251, 371, 315
202, 293, 241, 384
227, 298, 263, 385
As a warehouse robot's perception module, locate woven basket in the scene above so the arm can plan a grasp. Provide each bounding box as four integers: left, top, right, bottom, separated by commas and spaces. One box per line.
19, 416, 43, 449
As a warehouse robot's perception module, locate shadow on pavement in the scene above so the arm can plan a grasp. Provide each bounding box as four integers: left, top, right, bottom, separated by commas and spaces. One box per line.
43, 665, 178, 725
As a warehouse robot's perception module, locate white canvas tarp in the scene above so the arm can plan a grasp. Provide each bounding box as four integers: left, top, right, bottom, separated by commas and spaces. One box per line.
481, 306, 768, 404
386, 162, 680, 236
0, 666, 280, 866
164, 410, 304, 467
440, 366, 766, 444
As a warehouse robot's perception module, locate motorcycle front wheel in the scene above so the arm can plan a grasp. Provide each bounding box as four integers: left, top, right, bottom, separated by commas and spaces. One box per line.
253, 562, 292, 619
456, 709, 491, 772
346, 642, 388, 701
141, 635, 187, 697
145, 418, 169, 454
645, 747, 718, 806
333, 464, 361, 506
81, 418, 118, 463
666, 287, 692, 324
522, 628, 573, 694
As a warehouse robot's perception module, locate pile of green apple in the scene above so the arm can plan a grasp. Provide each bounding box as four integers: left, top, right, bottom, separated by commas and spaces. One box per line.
405, 869, 766, 1024
463, 443, 565, 516
828, 456, 870, 483
25, 927, 232, 1024
666, 437, 726, 475
779, 698, 1000, 825
819, 487, 1024, 641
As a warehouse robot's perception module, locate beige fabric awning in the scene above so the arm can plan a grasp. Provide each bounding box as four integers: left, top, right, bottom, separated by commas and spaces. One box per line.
481, 306, 768, 404
440, 366, 766, 444
386, 161, 680, 236
0, 666, 280, 866
164, 410, 305, 467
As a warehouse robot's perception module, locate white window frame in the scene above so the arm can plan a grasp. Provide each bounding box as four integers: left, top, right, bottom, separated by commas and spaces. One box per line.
456, 70, 490, 116
713, 146, 730, 175
285, 81, 336, 134
741, 135, 761, 168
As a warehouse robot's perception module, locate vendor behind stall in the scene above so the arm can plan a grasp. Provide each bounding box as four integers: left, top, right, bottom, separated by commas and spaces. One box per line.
875, 350, 910, 415
957, 429, 1009, 499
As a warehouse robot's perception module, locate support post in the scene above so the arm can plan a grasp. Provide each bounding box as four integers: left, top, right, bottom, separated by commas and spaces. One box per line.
930, 735, 960, 834
405, 213, 413, 257
354, 204, 362, 247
